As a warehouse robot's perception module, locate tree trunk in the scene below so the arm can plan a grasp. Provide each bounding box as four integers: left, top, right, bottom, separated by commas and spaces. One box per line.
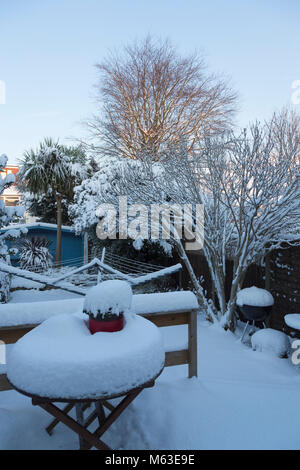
174, 239, 217, 321
56, 196, 62, 267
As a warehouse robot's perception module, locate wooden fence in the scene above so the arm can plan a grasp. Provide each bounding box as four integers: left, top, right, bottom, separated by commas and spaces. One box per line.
178, 246, 300, 331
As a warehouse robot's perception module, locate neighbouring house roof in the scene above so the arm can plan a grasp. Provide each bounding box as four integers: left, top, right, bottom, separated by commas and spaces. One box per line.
1, 185, 21, 196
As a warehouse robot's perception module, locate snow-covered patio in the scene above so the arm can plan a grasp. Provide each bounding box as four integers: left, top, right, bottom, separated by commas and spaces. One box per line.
1, 294, 300, 449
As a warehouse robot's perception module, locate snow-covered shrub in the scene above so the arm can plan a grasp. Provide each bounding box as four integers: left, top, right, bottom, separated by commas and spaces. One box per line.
69, 156, 129, 235
18, 236, 53, 272
69, 155, 174, 264
21, 190, 71, 225
251, 328, 291, 358
0, 154, 25, 302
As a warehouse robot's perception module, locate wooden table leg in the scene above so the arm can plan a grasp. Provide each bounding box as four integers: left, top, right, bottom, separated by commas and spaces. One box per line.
85, 389, 143, 450
46, 403, 74, 435
46, 402, 90, 436
75, 403, 89, 450
95, 402, 106, 427
39, 402, 110, 450
32, 383, 153, 450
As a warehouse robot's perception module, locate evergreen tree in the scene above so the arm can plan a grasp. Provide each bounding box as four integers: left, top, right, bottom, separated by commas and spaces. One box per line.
18, 139, 87, 265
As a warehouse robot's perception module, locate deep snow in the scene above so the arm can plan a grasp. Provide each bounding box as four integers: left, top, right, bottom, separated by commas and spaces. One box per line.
1, 309, 300, 449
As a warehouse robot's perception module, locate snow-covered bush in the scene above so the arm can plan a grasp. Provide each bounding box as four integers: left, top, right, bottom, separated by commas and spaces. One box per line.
251, 329, 290, 358
69, 156, 130, 235
69, 155, 174, 264
18, 236, 53, 272
21, 190, 71, 225
0, 154, 26, 302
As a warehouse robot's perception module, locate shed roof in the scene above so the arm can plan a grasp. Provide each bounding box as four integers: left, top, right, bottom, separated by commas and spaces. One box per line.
0, 222, 75, 234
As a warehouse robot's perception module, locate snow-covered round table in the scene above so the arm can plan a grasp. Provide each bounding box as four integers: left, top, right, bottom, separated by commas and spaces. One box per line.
7, 313, 165, 450
284, 314, 300, 340
284, 314, 300, 332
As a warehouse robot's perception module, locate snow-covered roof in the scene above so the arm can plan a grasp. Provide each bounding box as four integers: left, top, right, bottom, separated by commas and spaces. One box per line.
0, 222, 76, 234
1, 185, 21, 196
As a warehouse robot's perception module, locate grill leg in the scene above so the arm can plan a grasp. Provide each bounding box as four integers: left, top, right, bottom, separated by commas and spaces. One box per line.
240, 321, 249, 343
249, 320, 256, 337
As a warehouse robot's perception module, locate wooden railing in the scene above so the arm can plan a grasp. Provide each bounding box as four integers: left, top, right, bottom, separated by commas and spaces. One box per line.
0, 308, 198, 392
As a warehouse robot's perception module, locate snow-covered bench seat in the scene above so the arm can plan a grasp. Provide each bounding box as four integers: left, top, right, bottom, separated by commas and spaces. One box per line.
0, 291, 199, 391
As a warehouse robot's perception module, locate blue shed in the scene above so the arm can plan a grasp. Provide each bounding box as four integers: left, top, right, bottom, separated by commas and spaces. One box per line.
1, 223, 85, 267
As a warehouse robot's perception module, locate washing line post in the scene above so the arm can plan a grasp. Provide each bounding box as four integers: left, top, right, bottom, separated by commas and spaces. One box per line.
83, 232, 89, 266
97, 248, 106, 284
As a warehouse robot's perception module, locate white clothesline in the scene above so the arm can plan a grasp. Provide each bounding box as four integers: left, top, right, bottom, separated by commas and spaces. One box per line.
0, 258, 182, 296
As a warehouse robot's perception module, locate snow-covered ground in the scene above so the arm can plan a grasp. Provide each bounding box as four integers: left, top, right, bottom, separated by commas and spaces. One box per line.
1, 289, 300, 449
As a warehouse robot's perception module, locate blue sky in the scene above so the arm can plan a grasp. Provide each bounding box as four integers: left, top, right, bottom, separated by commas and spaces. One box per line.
0, 0, 299, 164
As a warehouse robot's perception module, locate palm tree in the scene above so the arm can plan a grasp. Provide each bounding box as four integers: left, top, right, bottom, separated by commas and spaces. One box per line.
18, 138, 86, 266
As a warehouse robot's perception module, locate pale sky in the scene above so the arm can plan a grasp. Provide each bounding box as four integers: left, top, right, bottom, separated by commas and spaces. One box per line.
0, 0, 299, 164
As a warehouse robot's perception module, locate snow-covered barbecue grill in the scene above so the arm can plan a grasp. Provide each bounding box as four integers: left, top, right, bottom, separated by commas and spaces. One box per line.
237, 286, 274, 342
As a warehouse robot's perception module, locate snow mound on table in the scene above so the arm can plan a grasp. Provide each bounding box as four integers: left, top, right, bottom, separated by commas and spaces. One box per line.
83, 280, 132, 317
284, 314, 300, 331
132, 291, 198, 314
7, 313, 165, 399
251, 328, 290, 357
237, 286, 274, 307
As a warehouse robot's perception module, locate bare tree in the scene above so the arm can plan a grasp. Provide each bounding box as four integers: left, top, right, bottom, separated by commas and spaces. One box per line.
84, 36, 237, 160
199, 116, 300, 329
92, 112, 300, 330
